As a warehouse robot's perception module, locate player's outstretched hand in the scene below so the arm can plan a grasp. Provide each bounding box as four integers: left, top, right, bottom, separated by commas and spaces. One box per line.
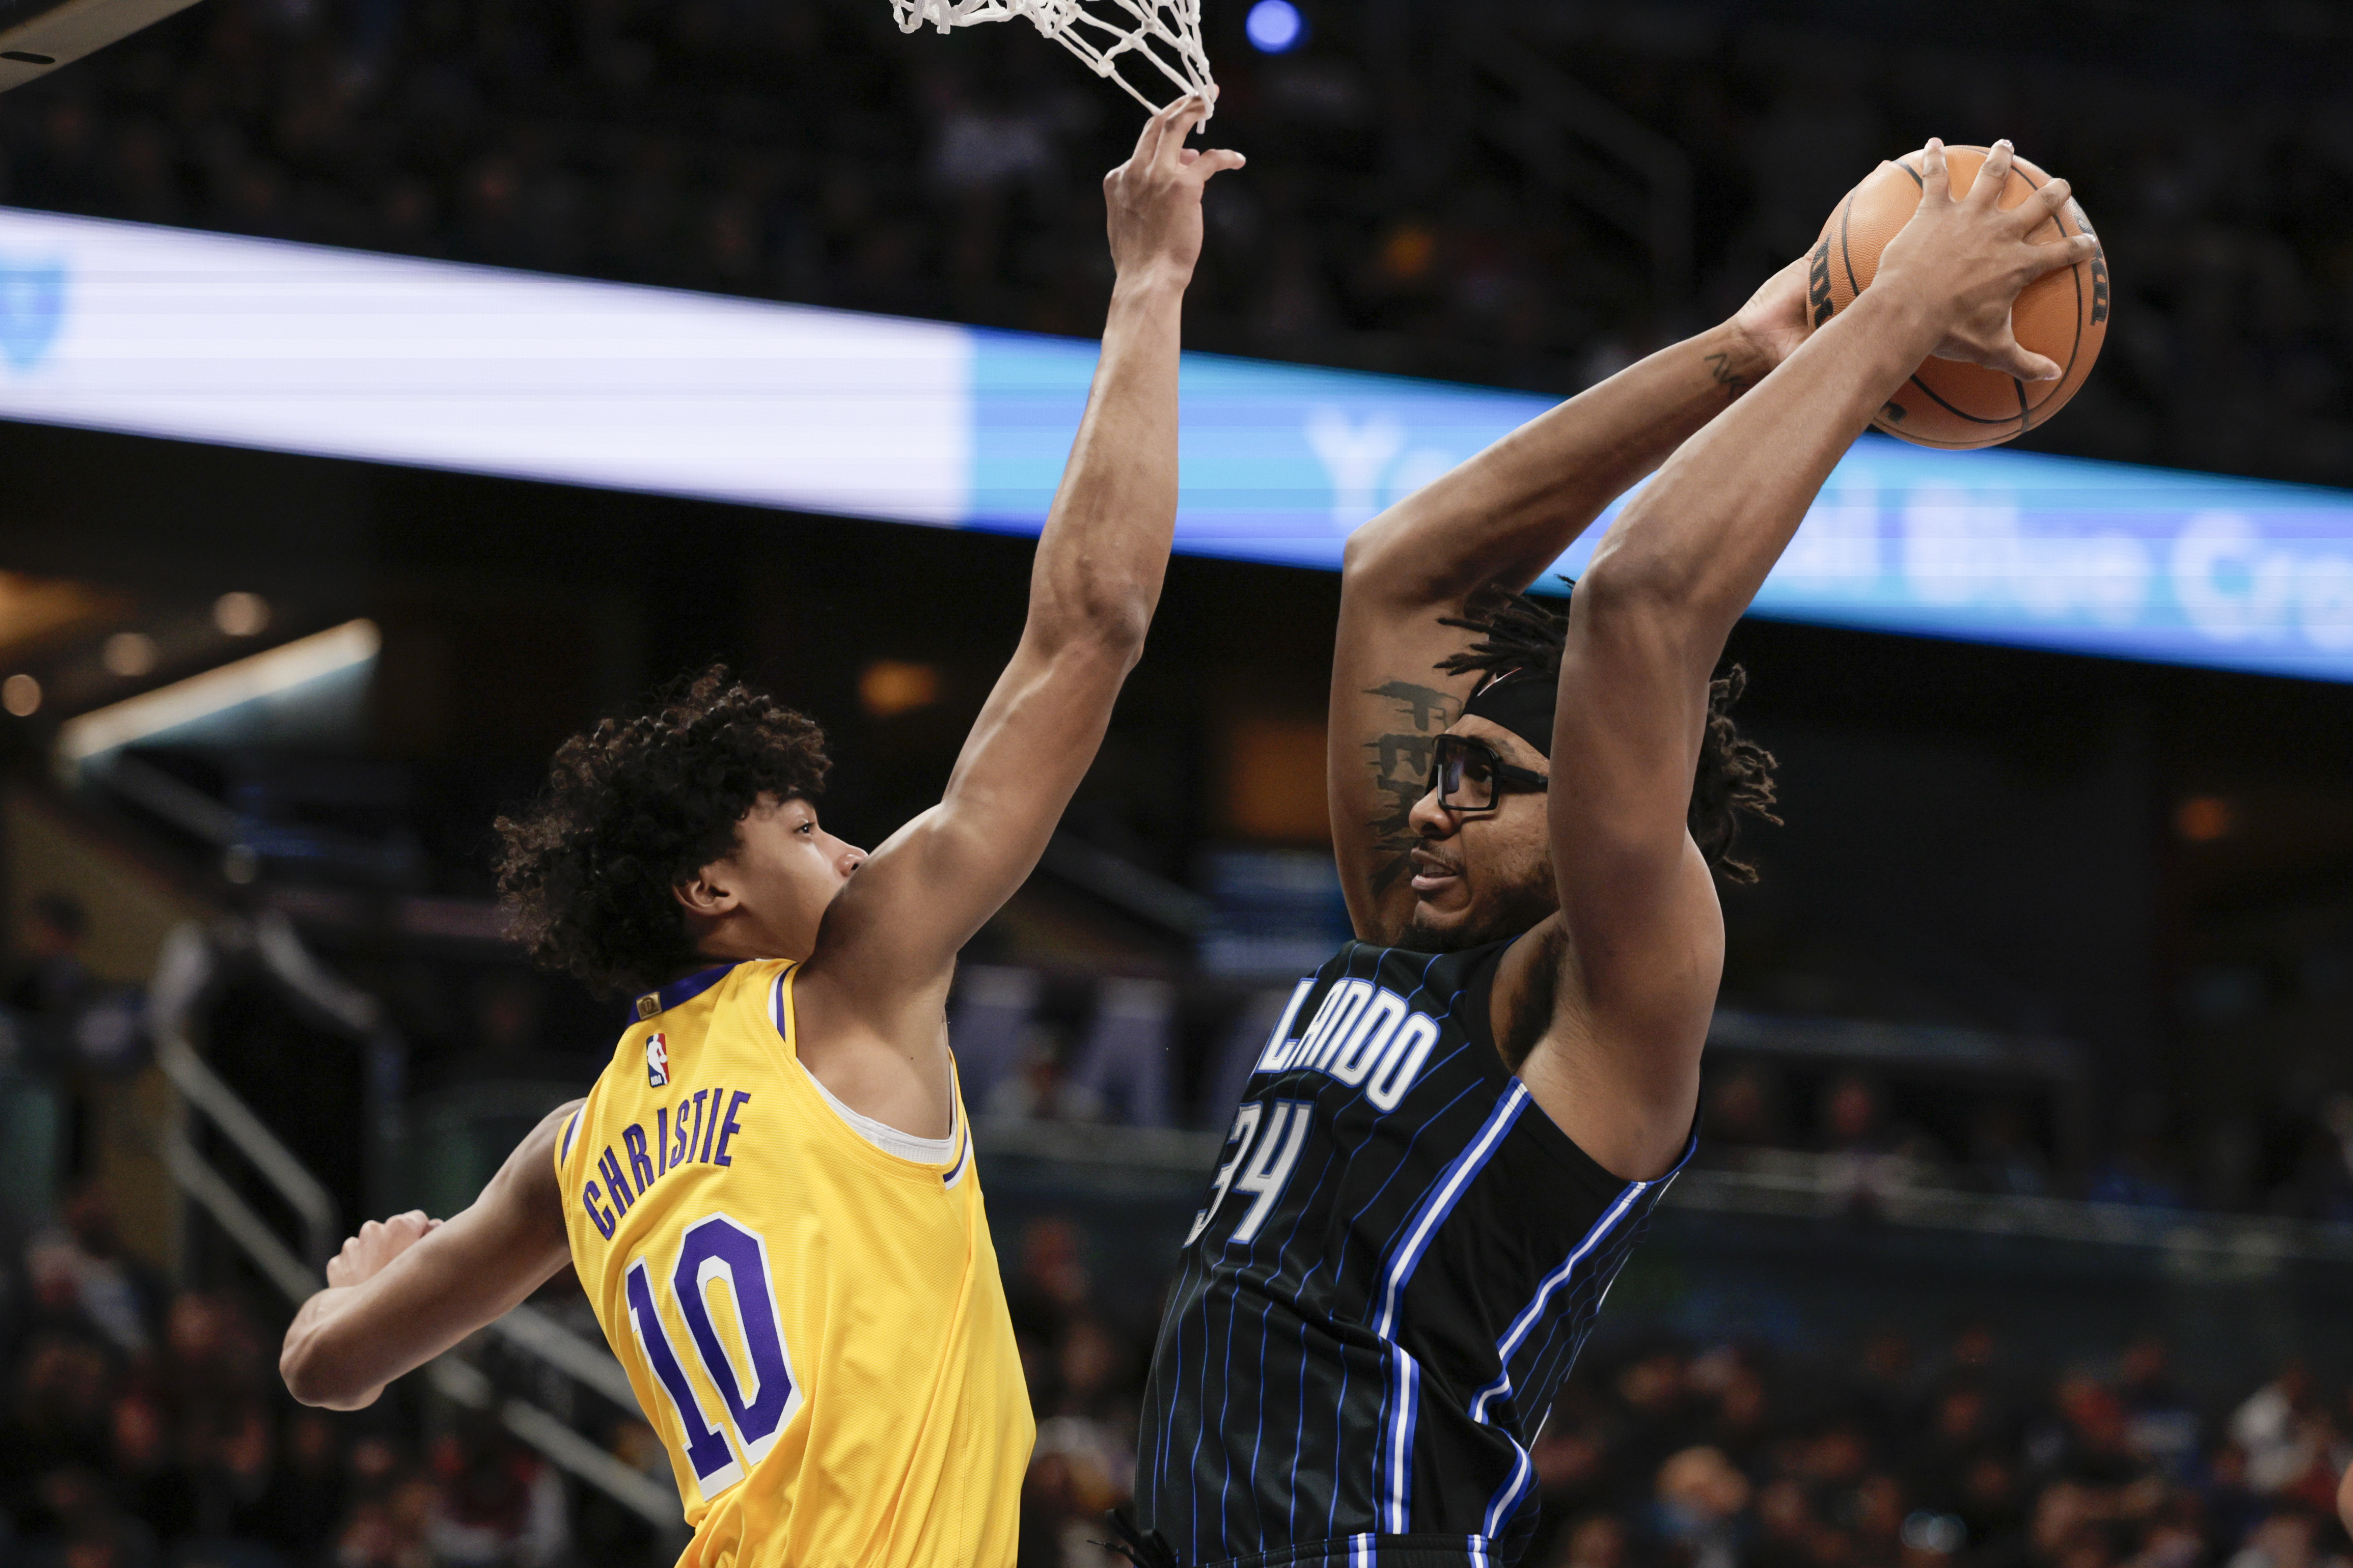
1104, 93, 1244, 288
1874, 138, 2101, 382
325, 1210, 442, 1289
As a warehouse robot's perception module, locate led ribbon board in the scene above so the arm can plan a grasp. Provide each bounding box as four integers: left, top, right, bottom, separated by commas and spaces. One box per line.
5, 205, 2352, 682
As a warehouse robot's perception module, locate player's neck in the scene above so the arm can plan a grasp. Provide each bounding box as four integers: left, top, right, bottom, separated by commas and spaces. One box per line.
686, 911, 810, 970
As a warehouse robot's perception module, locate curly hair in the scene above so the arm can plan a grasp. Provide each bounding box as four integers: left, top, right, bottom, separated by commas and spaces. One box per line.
493, 665, 831, 996
1435, 582, 1782, 883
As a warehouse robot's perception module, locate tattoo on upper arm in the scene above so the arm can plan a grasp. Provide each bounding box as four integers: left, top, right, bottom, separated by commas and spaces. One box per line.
1359, 680, 1460, 894
1704, 349, 1754, 398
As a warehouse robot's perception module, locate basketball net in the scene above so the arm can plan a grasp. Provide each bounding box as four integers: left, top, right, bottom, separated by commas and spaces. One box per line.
890, 0, 1216, 122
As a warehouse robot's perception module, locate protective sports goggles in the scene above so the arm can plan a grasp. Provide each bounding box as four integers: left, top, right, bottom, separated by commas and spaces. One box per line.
1427, 732, 1549, 814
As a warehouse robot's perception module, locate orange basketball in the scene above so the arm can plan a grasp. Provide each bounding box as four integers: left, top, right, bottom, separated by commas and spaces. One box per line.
1808, 145, 2109, 449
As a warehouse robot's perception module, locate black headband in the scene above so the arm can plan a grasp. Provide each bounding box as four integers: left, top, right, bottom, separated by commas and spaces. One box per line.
1461, 667, 1557, 759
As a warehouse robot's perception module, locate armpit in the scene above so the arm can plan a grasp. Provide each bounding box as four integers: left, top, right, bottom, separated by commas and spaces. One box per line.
1494, 921, 1569, 1071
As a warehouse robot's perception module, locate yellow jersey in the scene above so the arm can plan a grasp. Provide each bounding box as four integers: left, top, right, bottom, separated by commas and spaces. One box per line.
554, 960, 1033, 1567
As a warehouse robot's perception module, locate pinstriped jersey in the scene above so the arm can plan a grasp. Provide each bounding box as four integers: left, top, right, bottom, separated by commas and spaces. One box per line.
555, 960, 1033, 1568
1135, 939, 1690, 1568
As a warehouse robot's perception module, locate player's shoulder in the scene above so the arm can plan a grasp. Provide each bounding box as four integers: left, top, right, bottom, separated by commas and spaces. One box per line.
577, 960, 797, 1109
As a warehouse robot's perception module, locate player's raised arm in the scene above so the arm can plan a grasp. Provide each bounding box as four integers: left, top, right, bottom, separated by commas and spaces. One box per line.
281, 1101, 577, 1410
796, 99, 1241, 1044
1328, 261, 1813, 942
1516, 140, 2100, 1179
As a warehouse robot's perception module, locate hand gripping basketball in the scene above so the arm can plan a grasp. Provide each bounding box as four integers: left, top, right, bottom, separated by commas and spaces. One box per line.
1813, 139, 2109, 447
1876, 140, 2100, 383
1102, 95, 1245, 286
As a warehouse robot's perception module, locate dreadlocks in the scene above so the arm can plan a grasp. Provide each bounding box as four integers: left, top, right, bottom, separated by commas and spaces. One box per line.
1436, 582, 1782, 883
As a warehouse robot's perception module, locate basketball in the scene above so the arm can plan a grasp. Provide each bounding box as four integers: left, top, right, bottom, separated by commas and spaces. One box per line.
1808, 145, 2109, 449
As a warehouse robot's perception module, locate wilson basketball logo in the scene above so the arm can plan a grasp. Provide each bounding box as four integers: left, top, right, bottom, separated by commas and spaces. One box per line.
646, 1032, 670, 1088
1807, 232, 1835, 328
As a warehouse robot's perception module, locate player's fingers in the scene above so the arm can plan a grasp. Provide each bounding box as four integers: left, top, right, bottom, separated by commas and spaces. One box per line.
2022, 175, 2073, 227
1129, 118, 1162, 172
1131, 98, 1179, 169
1919, 138, 1951, 201
1972, 138, 2014, 205
1189, 147, 1247, 184
2024, 232, 2102, 278
1156, 94, 1211, 170
2013, 349, 2063, 382
1977, 325, 2060, 382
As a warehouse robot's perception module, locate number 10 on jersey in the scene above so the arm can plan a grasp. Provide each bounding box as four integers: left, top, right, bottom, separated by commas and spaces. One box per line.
623, 1213, 802, 1497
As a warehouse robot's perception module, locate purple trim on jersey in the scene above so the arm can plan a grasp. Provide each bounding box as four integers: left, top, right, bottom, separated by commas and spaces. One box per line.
639, 962, 738, 1021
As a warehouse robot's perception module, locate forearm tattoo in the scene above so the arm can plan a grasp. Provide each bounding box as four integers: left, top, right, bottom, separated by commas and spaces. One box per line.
1703, 348, 1755, 398
1361, 679, 1460, 893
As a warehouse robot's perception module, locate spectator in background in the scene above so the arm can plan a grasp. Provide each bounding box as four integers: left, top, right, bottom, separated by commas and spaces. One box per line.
1698, 1065, 1791, 1166
425, 1414, 567, 1567
12, 1184, 2353, 1568
987, 1022, 1105, 1125
1650, 1445, 1752, 1568
8, 893, 100, 1187
1551, 1513, 1632, 1568
8, 892, 94, 1031
2233, 1365, 2320, 1496
27, 1186, 156, 1356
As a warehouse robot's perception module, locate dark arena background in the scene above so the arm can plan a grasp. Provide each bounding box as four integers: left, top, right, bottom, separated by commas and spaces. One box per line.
6, 2, 2353, 1566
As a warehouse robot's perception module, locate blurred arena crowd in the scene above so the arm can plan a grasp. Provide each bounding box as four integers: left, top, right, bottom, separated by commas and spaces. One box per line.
8, 1187, 2353, 1568
2, 907, 2351, 1567
1008, 1201, 2353, 1568
1, 0, 2350, 485
0, 1189, 598, 1568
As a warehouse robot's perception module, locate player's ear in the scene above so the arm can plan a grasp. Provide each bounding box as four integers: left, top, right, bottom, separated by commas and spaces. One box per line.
672, 867, 738, 918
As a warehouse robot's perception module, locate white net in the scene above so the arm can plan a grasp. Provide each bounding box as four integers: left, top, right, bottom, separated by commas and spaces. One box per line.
890, 0, 1216, 122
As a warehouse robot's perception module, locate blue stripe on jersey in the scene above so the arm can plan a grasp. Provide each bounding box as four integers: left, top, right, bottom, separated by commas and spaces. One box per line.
1471, 1137, 1698, 1542
1482, 1436, 1538, 1545
1371, 1080, 1530, 1534
1372, 1081, 1530, 1339
1468, 1178, 1650, 1426
1467, 1183, 1648, 1544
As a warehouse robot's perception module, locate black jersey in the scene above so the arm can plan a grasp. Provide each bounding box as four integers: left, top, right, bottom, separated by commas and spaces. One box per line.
1135, 938, 1691, 1568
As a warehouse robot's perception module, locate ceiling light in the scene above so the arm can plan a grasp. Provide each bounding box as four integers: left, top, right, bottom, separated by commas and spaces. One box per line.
60, 619, 380, 768
214, 592, 270, 637
1246, 0, 1305, 53
102, 632, 156, 678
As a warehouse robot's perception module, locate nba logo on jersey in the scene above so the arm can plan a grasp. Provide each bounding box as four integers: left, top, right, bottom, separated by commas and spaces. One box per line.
645, 1033, 670, 1087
